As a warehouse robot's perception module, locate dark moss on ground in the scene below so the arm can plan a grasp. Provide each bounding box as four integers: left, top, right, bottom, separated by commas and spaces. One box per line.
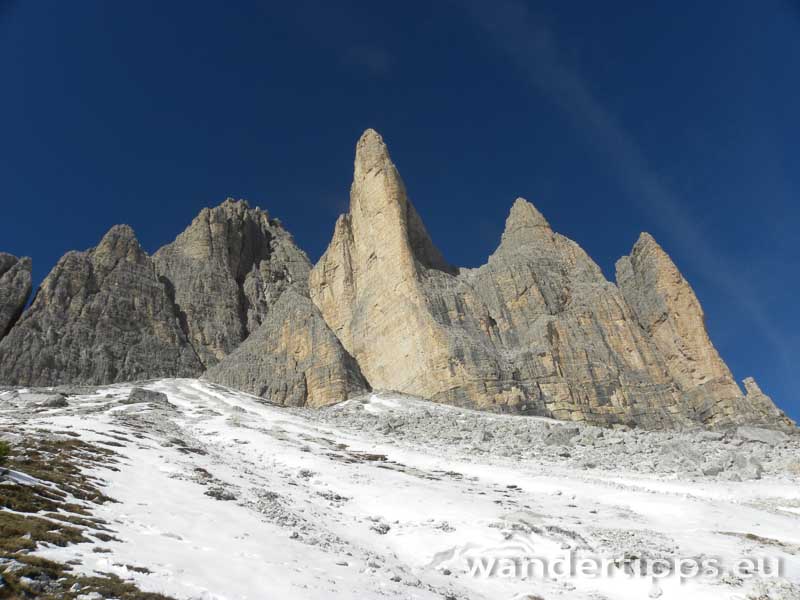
0, 433, 177, 600
0, 553, 175, 599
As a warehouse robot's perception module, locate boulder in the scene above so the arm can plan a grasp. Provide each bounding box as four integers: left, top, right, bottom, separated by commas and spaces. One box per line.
38, 394, 68, 408
121, 388, 172, 406
543, 426, 580, 446
735, 426, 788, 446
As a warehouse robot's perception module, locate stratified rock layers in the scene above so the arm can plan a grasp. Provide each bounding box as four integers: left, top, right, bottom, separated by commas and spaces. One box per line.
153, 199, 311, 367
0, 253, 32, 339
0, 226, 203, 386
310, 129, 789, 428
203, 289, 369, 407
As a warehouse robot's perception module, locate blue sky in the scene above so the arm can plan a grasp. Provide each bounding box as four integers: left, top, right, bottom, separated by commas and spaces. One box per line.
1, 1, 798, 419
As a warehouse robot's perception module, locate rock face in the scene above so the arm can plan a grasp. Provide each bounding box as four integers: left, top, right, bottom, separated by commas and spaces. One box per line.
204, 289, 369, 407
0, 253, 32, 339
153, 199, 311, 367
0, 225, 202, 386
310, 129, 790, 429
615, 233, 743, 414
617, 235, 794, 428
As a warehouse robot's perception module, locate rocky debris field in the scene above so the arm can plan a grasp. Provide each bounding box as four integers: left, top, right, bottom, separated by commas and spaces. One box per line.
1, 379, 799, 600
306, 394, 800, 483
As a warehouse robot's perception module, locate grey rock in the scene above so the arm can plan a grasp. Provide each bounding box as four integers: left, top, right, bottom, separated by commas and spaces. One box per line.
205, 487, 236, 501
731, 453, 764, 480
203, 289, 369, 407
660, 440, 703, 468
38, 394, 68, 408
153, 199, 311, 368
543, 426, 580, 446
701, 462, 726, 477
0, 253, 32, 340
0, 225, 202, 386
739, 378, 795, 429
735, 426, 788, 446
309, 130, 717, 428
121, 388, 172, 407
616, 234, 792, 429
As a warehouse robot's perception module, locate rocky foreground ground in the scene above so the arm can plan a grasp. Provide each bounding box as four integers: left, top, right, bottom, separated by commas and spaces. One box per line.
1, 379, 798, 600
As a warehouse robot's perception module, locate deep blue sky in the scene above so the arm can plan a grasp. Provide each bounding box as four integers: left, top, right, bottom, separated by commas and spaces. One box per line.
1, 1, 798, 419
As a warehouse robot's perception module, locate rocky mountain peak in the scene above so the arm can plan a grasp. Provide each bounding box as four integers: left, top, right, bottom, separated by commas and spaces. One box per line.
614, 232, 778, 425
153, 198, 311, 366
0, 253, 25, 277
353, 128, 391, 178
343, 129, 452, 275
93, 224, 147, 266
500, 198, 553, 247
505, 197, 551, 231
633, 231, 658, 249
0, 227, 202, 386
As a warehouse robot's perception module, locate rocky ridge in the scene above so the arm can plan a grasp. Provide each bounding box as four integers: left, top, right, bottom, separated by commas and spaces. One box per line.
310, 129, 792, 429
0, 130, 794, 429
0, 225, 203, 386
153, 199, 311, 368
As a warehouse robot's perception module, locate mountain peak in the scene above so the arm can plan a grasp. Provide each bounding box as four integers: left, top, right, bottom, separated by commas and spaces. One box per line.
499, 198, 552, 247
354, 128, 392, 177
102, 223, 137, 241
95, 224, 144, 262
505, 198, 550, 231
633, 231, 660, 252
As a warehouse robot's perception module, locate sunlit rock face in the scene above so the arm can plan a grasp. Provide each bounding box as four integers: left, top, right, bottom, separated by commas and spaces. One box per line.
310, 129, 792, 429
617, 236, 794, 428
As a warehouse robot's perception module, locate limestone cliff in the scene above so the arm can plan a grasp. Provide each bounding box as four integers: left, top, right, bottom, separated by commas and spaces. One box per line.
203, 289, 369, 407
617, 234, 793, 427
310, 129, 790, 429
153, 199, 311, 367
0, 131, 790, 429
0, 225, 202, 386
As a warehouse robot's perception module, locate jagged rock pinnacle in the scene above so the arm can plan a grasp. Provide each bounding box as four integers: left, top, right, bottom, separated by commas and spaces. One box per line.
0, 227, 202, 385
354, 128, 391, 177
503, 197, 551, 236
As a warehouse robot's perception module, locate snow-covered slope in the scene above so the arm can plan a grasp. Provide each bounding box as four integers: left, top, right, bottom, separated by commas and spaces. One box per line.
1, 379, 799, 600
